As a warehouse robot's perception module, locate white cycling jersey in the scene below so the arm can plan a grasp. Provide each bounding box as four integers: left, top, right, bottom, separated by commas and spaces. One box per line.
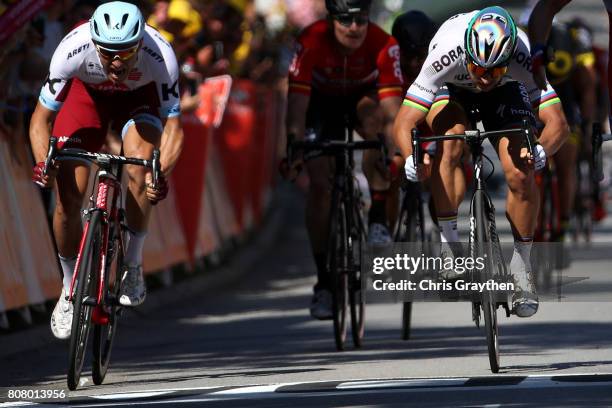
38, 23, 180, 118
403, 11, 560, 114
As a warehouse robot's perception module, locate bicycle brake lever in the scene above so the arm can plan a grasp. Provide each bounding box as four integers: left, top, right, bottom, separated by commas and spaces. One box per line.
43, 137, 58, 176
152, 149, 161, 188
411, 128, 421, 166
522, 118, 535, 159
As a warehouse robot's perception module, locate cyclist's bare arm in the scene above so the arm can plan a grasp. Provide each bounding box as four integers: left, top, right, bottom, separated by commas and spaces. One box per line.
29, 102, 57, 163
380, 96, 402, 151
392, 103, 427, 159
286, 93, 310, 142
159, 116, 184, 175
575, 63, 597, 133
537, 102, 570, 156
527, 0, 572, 46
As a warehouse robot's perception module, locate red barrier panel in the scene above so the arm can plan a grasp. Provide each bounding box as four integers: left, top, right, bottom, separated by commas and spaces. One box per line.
171, 113, 210, 261
215, 79, 257, 231
143, 184, 189, 274
0, 131, 61, 312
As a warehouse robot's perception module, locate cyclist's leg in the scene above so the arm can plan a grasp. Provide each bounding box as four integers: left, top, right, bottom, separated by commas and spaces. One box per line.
480, 82, 539, 317
303, 91, 338, 318
52, 79, 106, 291
553, 128, 579, 240
355, 92, 393, 244
305, 156, 334, 293
425, 89, 469, 251
114, 84, 163, 306
50, 79, 105, 338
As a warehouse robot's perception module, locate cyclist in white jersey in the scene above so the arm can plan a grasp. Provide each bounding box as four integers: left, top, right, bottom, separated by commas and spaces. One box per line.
29, 2, 184, 339
393, 7, 569, 317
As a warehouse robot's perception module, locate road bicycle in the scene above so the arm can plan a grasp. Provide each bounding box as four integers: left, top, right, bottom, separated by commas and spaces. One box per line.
42, 137, 161, 390
393, 178, 426, 340
289, 134, 382, 351
412, 119, 535, 373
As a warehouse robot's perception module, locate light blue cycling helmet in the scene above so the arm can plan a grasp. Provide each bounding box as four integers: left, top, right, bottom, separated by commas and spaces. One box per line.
465, 6, 518, 68
90, 1, 145, 50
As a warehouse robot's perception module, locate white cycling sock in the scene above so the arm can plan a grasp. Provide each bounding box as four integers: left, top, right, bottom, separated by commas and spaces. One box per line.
438, 214, 459, 243
59, 255, 76, 293
124, 229, 147, 266
510, 240, 533, 290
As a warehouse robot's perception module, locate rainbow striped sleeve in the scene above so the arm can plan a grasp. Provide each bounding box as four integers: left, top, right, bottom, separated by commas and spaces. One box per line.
536, 89, 561, 111
402, 93, 433, 113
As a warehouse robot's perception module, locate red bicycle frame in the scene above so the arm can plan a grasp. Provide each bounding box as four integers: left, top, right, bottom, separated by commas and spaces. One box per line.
68, 170, 124, 325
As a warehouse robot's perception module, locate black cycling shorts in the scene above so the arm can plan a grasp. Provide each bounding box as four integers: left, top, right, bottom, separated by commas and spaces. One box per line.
438, 81, 537, 131
303, 89, 375, 160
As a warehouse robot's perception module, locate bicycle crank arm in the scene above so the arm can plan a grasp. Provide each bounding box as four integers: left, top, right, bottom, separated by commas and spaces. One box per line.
82, 296, 99, 307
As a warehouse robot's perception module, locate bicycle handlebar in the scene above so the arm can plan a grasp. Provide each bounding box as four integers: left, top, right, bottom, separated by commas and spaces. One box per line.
592, 122, 612, 182
288, 137, 383, 163
42, 136, 162, 188
411, 118, 535, 168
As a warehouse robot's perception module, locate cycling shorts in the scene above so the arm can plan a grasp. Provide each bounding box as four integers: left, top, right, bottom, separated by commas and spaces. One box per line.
436, 81, 538, 131
303, 88, 377, 160
52, 78, 162, 152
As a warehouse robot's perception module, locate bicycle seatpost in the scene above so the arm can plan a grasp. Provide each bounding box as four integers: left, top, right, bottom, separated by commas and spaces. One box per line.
152, 149, 161, 188
43, 137, 58, 176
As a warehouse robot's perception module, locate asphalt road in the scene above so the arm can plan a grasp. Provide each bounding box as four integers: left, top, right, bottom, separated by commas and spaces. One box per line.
1, 185, 612, 407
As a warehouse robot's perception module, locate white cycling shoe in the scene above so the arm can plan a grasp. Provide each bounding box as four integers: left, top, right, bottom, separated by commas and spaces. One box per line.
50, 288, 73, 339
368, 223, 392, 245
119, 265, 147, 306
512, 271, 539, 318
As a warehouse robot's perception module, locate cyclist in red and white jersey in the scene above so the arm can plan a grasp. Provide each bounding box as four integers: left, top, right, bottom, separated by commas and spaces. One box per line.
29, 1, 184, 339
286, 0, 403, 319
393, 7, 569, 317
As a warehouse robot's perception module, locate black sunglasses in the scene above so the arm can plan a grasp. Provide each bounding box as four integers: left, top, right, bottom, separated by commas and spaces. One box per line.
334, 13, 369, 27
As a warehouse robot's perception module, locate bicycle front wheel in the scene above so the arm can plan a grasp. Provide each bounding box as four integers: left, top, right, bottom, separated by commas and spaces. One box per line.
68, 211, 103, 390
328, 192, 348, 351
349, 200, 366, 348
471, 190, 500, 373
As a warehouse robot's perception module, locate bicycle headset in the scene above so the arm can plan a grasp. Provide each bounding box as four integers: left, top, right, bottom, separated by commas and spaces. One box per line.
465, 6, 518, 68
90, 1, 145, 51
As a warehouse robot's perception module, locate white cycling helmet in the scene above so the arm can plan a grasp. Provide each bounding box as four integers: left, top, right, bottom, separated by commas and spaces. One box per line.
90, 1, 145, 50
465, 6, 518, 68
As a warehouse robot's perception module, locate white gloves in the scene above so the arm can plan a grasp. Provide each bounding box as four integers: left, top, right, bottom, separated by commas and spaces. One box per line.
404, 155, 418, 182
534, 144, 546, 171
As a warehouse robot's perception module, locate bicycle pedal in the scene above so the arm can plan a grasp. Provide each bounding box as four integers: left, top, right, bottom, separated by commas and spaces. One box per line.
500, 302, 511, 318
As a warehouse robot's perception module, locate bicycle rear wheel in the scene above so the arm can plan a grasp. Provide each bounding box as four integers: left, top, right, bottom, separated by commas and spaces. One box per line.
92, 218, 126, 385
328, 192, 348, 351
471, 190, 500, 373
68, 211, 103, 390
